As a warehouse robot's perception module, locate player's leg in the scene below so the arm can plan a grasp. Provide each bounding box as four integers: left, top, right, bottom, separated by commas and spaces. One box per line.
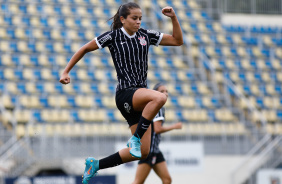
122, 123, 152, 161
152, 161, 172, 184
132, 163, 152, 184
82, 123, 152, 184
128, 88, 167, 158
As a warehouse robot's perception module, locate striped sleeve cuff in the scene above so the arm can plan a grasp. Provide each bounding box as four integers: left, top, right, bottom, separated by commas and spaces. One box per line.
153, 116, 165, 122
94, 37, 102, 49
156, 33, 164, 46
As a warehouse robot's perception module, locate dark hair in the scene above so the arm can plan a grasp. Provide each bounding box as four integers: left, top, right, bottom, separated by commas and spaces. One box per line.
153, 82, 165, 91
108, 2, 140, 31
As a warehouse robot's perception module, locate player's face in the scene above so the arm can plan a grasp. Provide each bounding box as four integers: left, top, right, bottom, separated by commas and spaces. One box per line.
121, 8, 142, 35
158, 85, 169, 98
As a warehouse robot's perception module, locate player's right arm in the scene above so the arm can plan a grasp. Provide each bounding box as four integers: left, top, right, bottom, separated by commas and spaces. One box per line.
59, 39, 99, 84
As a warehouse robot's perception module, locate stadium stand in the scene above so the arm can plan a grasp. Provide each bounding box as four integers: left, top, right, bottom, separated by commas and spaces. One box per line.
0, 0, 281, 183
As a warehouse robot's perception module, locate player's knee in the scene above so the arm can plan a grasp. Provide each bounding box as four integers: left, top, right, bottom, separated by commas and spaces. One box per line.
155, 93, 167, 106
162, 176, 172, 184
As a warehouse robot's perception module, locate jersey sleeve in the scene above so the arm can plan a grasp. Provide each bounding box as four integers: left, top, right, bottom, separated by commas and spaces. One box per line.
95, 31, 114, 49
153, 108, 165, 122
146, 29, 164, 46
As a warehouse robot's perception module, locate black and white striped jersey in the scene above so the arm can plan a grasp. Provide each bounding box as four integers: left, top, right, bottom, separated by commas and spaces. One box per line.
95, 27, 163, 92
150, 107, 165, 154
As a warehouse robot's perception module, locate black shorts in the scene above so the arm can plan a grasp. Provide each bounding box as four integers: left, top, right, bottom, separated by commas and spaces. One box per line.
115, 87, 143, 127
138, 152, 165, 167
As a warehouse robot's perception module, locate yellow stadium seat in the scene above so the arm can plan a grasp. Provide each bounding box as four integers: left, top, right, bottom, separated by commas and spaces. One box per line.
15, 28, 26, 39
20, 95, 42, 108
266, 84, 276, 96
35, 42, 45, 52
65, 17, 75, 28
263, 110, 277, 122
20, 55, 33, 66
15, 110, 30, 124
177, 70, 189, 81
99, 83, 111, 94
217, 35, 227, 45
275, 48, 282, 59
237, 47, 247, 57
4, 68, 16, 80
182, 84, 191, 95
157, 0, 167, 8
188, 0, 199, 9
75, 95, 94, 108
18, 41, 30, 53
198, 23, 208, 33
261, 72, 271, 82
225, 59, 236, 70
206, 46, 216, 57
16, 124, 25, 138
0, 95, 14, 109
250, 84, 260, 96
62, 6, 72, 15
252, 47, 263, 58
26, 82, 38, 94
202, 96, 213, 108
23, 69, 34, 80
77, 7, 88, 16
62, 83, 75, 94
54, 42, 65, 53
48, 96, 69, 108
9, 4, 18, 13
232, 34, 244, 45
30, 18, 41, 27
38, 54, 51, 66
222, 46, 233, 57
81, 19, 91, 28
1, 54, 13, 66
165, 109, 176, 122
178, 96, 195, 108
153, 47, 164, 55
198, 83, 210, 94
102, 96, 116, 108
214, 72, 224, 83
192, 11, 202, 20
173, 0, 184, 9
80, 83, 92, 94
272, 59, 281, 70
263, 35, 274, 47
56, 55, 67, 66
44, 82, 57, 94
0, 28, 8, 39
246, 72, 255, 83
0, 41, 10, 52
215, 109, 235, 122
255, 60, 266, 71
27, 4, 37, 14
240, 59, 252, 70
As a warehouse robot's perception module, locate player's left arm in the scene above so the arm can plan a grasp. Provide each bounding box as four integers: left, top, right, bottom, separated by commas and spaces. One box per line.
159, 7, 183, 46
154, 121, 183, 134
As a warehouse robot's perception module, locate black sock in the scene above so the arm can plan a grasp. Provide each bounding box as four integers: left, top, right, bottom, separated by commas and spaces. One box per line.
133, 116, 152, 139
99, 152, 123, 170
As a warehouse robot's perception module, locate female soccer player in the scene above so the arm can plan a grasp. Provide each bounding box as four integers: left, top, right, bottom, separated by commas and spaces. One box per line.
59, 2, 183, 184
132, 83, 182, 184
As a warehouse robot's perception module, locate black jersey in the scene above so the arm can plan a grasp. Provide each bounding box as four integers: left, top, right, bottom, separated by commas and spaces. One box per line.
150, 107, 165, 154
95, 27, 163, 92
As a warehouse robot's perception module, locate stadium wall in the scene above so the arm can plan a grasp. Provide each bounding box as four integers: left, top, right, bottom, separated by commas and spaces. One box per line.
221, 14, 282, 26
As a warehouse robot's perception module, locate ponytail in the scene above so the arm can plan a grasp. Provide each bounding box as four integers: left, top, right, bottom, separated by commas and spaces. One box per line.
108, 2, 140, 31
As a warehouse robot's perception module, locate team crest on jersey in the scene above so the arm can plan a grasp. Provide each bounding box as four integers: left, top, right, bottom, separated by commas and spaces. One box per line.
138, 36, 147, 46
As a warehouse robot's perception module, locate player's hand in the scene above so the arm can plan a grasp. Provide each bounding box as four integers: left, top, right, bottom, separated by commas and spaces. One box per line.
174, 122, 182, 129
59, 72, 71, 84
162, 7, 176, 18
